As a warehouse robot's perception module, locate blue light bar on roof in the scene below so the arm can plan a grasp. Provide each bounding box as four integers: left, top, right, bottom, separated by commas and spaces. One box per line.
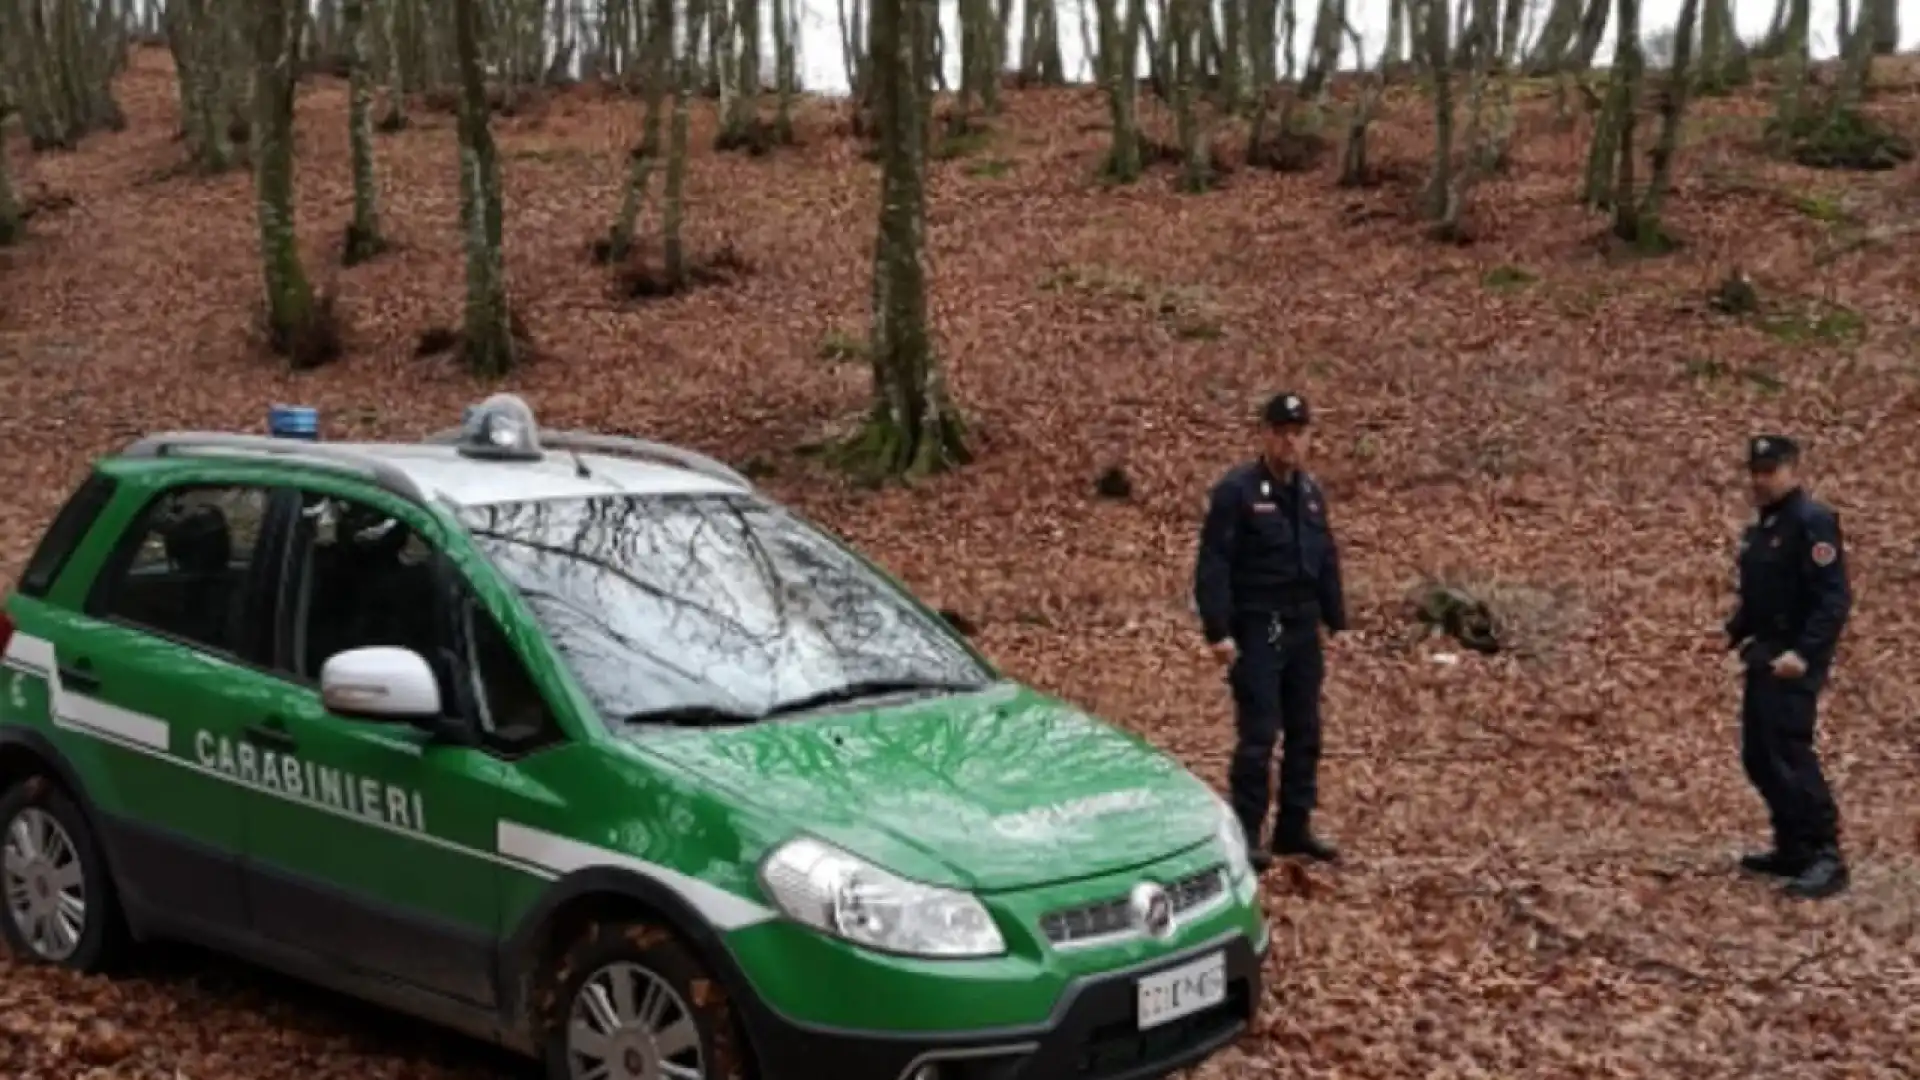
268, 404, 320, 441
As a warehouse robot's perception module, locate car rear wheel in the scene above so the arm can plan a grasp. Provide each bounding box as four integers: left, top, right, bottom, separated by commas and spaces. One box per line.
540, 921, 749, 1080
0, 776, 127, 972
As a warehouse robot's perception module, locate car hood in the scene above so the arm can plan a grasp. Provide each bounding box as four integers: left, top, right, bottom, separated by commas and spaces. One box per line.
626, 683, 1223, 892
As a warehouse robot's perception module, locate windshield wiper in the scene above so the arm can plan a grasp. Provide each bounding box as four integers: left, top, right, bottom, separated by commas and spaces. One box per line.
761, 677, 987, 719
620, 704, 762, 728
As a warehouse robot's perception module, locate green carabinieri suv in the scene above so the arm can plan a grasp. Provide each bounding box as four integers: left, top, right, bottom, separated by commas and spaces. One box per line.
0, 395, 1269, 1080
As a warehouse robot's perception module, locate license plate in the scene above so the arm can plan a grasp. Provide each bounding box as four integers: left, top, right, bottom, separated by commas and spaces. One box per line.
1135, 950, 1228, 1031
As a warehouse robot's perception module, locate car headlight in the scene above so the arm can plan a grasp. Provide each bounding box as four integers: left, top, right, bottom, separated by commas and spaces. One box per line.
1211, 792, 1254, 883
758, 836, 1006, 959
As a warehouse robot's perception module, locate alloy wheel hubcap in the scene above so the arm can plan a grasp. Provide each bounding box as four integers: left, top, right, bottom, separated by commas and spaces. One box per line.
2, 807, 87, 961
566, 960, 705, 1080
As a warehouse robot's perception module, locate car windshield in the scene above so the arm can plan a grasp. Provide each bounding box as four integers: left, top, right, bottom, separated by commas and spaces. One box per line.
454, 493, 995, 726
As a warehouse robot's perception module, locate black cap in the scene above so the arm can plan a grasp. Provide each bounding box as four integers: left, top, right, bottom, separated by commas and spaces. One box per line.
1262, 392, 1311, 428
1747, 434, 1799, 469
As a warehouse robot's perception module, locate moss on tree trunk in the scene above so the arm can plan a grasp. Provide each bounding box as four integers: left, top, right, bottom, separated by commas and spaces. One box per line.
836, 0, 969, 480
342, 0, 386, 264
253, 0, 324, 366
1625, 0, 1694, 251
720, 0, 760, 146
1171, 0, 1211, 192
1769, 0, 1811, 146
378, 0, 409, 129
604, 0, 673, 262
1094, 0, 1141, 183
453, 0, 517, 376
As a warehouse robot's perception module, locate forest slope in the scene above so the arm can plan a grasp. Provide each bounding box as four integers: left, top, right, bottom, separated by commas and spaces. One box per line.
1, 45, 1918, 1079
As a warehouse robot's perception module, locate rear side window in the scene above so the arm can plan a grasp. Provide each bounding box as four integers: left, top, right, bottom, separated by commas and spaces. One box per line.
87, 484, 275, 657
16, 472, 120, 599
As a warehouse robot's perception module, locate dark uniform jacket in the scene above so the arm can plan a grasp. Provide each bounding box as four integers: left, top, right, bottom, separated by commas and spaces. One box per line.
1194, 460, 1346, 645
1726, 486, 1852, 673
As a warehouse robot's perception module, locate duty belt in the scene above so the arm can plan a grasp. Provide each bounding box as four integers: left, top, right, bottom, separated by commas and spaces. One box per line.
1264, 608, 1318, 645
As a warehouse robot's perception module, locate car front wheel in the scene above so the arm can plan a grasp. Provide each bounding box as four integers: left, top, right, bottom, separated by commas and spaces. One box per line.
540, 921, 748, 1080
0, 775, 126, 972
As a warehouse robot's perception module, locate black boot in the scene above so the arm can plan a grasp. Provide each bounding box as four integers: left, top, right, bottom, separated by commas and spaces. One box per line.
1234, 816, 1274, 874
1739, 848, 1807, 878
1784, 848, 1849, 900
1272, 820, 1340, 863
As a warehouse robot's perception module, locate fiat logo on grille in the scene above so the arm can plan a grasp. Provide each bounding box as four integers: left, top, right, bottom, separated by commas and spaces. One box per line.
1129, 882, 1175, 939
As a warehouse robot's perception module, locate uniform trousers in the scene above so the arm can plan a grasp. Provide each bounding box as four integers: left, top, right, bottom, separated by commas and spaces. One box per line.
1739, 665, 1840, 857
1226, 612, 1323, 844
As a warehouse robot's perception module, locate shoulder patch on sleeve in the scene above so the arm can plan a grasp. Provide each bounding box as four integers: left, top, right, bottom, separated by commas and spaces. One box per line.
1812, 541, 1837, 567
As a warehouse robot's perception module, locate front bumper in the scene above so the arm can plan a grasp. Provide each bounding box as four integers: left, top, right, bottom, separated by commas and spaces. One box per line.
733, 929, 1265, 1080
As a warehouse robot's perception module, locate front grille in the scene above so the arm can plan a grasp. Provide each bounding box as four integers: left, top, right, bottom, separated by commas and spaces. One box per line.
1038, 864, 1228, 947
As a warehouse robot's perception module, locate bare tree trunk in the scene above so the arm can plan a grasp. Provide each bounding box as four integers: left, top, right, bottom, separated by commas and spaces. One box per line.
1497, 0, 1525, 68
65, 0, 127, 133
164, 0, 215, 163
1434, 0, 1496, 238
1867, 0, 1898, 53
603, 0, 672, 262
1697, 0, 1748, 92
0, 148, 22, 246
453, 0, 517, 375
839, 0, 869, 106
419, 0, 446, 90
1582, 0, 1633, 207
1296, 0, 1342, 99
1569, 0, 1610, 67
1383, 0, 1406, 65
949, 0, 990, 133
1105, 0, 1144, 180
1244, 0, 1276, 157
1422, 0, 1455, 221
1524, 0, 1579, 72
772, 0, 796, 140
840, 0, 968, 478
1095, 0, 1143, 182
1172, 0, 1211, 191
1078, 0, 1098, 81
710, 0, 736, 121
379, 0, 410, 128
1754, 0, 1789, 53
1337, 19, 1386, 185
1626, 0, 1694, 250
719, 0, 760, 147
983, 0, 1013, 104
1140, 0, 1168, 99
1768, 0, 1810, 146
313, 0, 338, 57
254, 0, 327, 366
342, 0, 386, 263
663, 0, 701, 286
4, 0, 127, 148
1216, 0, 1245, 110
1278, 0, 1298, 81
1835, 0, 1875, 107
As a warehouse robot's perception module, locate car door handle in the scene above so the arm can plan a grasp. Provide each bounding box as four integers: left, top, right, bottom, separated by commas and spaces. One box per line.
243, 722, 298, 752
57, 662, 100, 693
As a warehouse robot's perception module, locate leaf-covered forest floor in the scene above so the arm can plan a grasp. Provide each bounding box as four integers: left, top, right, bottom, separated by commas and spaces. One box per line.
4, 45, 1920, 1079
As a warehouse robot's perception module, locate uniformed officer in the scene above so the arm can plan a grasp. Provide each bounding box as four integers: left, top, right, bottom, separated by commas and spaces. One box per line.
1724, 434, 1852, 899
1194, 392, 1346, 872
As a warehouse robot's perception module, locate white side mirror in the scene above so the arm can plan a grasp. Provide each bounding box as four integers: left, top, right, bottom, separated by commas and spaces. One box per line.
320, 646, 443, 721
